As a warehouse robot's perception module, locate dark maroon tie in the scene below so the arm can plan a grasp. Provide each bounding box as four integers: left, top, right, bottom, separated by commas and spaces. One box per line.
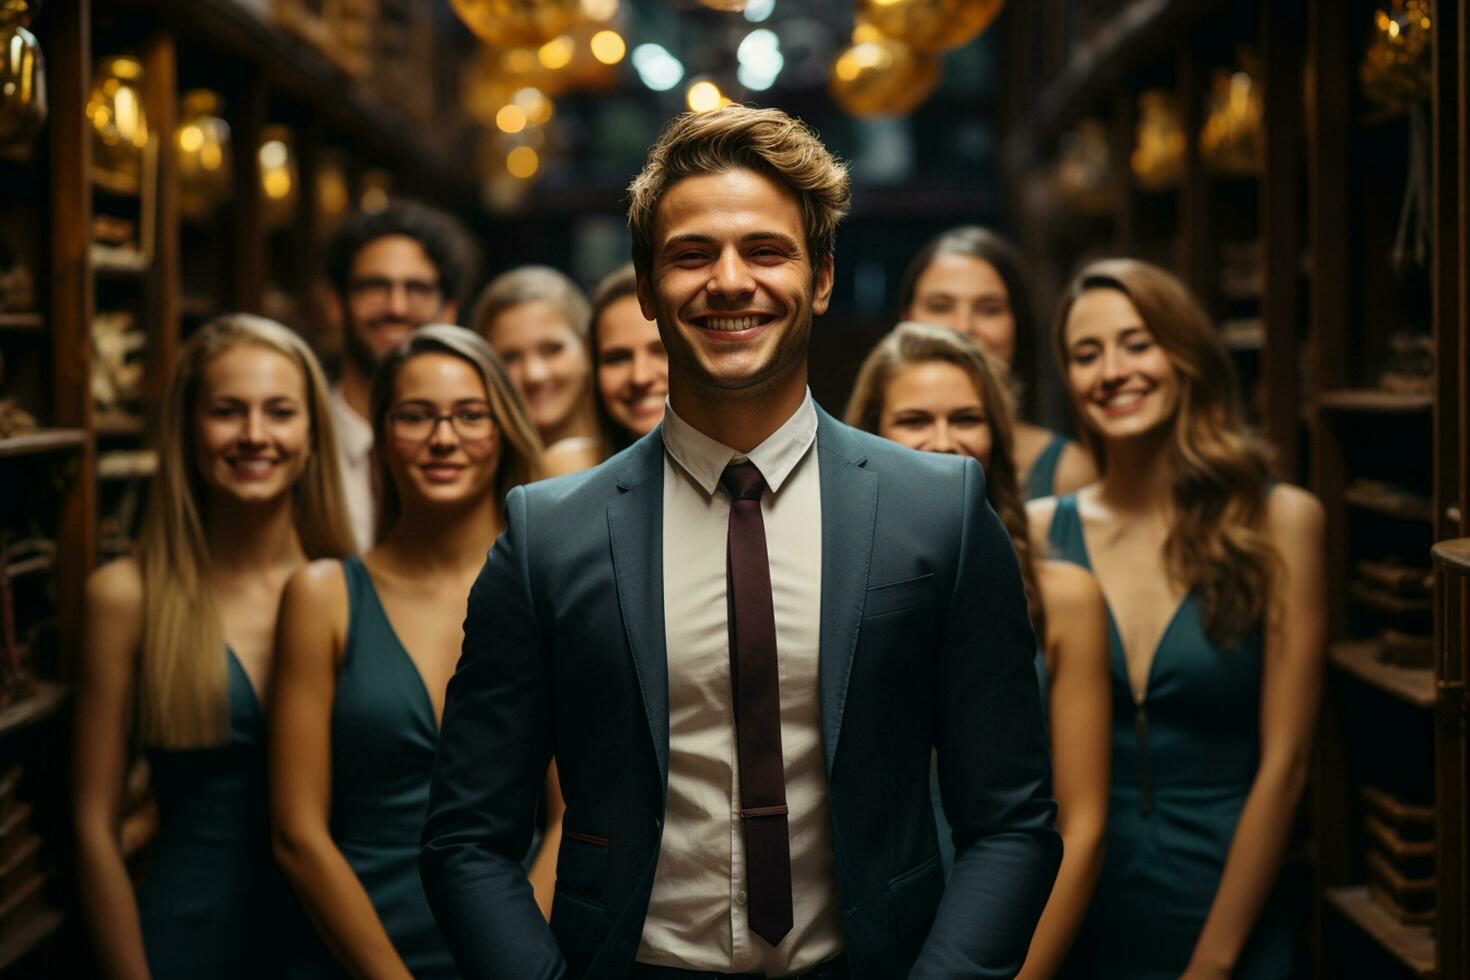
720, 461, 793, 946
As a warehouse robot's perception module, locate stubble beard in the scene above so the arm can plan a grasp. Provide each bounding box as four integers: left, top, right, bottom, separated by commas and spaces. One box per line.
660, 297, 812, 403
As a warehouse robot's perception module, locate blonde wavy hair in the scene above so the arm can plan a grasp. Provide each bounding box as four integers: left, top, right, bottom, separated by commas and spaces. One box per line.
137, 315, 353, 749
468, 264, 592, 343
1053, 258, 1277, 644
846, 321, 1045, 644
368, 324, 543, 541
627, 105, 851, 280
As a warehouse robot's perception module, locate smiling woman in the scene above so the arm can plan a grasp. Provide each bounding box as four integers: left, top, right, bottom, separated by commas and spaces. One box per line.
590, 263, 669, 450
269, 325, 555, 979
73, 315, 353, 979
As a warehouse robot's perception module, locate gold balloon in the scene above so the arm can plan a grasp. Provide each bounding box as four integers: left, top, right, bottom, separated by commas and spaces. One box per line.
449, 0, 582, 49
829, 35, 940, 118
858, 0, 1005, 54
87, 55, 149, 190
175, 90, 232, 220
0, 11, 46, 149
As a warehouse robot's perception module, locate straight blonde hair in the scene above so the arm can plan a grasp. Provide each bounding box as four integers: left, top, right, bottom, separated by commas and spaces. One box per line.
368, 324, 543, 542
137, 315, 353, 748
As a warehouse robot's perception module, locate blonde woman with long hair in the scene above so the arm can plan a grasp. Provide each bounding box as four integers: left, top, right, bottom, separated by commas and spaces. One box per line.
1030, 259, 1324, 978
270, 326, 554, 979
74, 315, 353, 979
846, 322, 1110, 979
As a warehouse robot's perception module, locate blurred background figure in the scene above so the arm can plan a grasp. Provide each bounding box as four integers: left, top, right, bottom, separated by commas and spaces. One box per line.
899, 227, 1096, 498
847, 320, 1110, 980
472, 265, 609, 475
74, 315, 352, 979
1031, 259, 1324, 979
322, 202, 478, 551
589, 262, 667, 451
270, 325, 550, 979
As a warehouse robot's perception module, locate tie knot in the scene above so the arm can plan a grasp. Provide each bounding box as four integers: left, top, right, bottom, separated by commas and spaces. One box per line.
720, 461, 767, 501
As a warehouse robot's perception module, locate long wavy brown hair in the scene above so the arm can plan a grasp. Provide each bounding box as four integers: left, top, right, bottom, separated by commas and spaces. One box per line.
1053, 258, 1277, 644
138, 315, 353, 748
846, 321, 1045, 644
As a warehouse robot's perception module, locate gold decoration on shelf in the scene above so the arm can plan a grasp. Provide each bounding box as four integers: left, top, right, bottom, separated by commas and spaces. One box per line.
360, 168, 392, 214
449, 0, 583, 49
316, 150, 351, 232
258, 125, 298, 230
696, 0, 748, 10
175, 90, 231, 221
829, 33, 940, 118
856, 0, 1004, 54
1361, 0, 1432, 110
1199, 54, 1264, 176
0, 0, 46, 150
1055, 119, 1113, 216
1131, 90, 1185, 191
87, 55, 149, 192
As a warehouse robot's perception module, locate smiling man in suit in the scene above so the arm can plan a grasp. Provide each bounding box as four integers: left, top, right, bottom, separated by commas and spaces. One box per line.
420, 106, 1061, 980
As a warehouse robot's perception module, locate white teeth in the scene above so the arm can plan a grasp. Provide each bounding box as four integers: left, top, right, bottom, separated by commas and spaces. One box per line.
703, 316, 762, 331
1103, 392, 1144, 408
231, 459, 275, 472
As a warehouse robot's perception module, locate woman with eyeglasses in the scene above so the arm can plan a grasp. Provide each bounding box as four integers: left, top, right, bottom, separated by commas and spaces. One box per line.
270, 325, 557, 978
74, 315, 353, 979
900, 226, 1097, 499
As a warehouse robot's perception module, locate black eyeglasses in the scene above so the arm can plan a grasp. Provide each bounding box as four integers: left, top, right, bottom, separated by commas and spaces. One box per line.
389, 407, 495, 442
349, 276, 443, 312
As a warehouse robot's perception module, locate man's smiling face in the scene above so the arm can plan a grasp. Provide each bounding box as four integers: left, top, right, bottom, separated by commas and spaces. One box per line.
638, 167, 834, 399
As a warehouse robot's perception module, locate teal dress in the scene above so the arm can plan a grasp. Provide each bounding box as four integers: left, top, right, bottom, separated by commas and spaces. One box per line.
289, 556, 457, 978
1023, 432, 1072, 501
140, 650, 290, 978
932, 651, 1048, 874
1047, 494, 1298, 978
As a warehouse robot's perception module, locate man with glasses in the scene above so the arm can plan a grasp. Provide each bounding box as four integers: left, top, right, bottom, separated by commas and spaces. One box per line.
323, 201, 477, 550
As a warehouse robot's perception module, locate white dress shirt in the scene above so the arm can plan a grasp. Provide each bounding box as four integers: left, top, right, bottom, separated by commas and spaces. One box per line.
637, 391, 844, 975
328, 385, 376, 553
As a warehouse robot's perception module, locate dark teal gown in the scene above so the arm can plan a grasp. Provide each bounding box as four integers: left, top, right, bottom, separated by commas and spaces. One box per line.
1023, 432, 1072, 501
139, 650, 290, 978
288, 555, 457, 979
1046, 494, 1299, 979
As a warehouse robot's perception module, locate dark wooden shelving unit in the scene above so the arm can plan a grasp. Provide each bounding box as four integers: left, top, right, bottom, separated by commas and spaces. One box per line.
1000, 1, 1467, 977
0, 431, 87, 460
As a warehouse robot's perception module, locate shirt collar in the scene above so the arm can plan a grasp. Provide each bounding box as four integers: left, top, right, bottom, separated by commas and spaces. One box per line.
661, 389, 818, 496
329, 385, 375, 462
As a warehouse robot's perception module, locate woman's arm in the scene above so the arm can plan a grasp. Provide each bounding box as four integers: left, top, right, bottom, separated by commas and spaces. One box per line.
1018, 562, 1111, 980
268, 563, 412, 980
72, 560, 150, 980
526, 760, 566, 920
1183, 486, 1326, 979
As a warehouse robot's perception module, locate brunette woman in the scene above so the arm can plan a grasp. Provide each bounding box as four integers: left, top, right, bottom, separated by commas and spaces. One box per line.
847, 321, 1110, 979
589, 263, 667, 451
471, 265, 609, 475
74, 315, 353, 979
901, 226, 1096, 498
271, 325, 557, 978
1031, 259, 1324, 978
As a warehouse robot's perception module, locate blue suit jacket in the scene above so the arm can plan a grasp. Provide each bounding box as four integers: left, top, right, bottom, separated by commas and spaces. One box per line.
421, 407, 1061, 979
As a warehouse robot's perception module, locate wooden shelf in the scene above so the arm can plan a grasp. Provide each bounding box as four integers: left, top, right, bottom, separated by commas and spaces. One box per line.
0, 312, 43, 332
1325, 886, 1436, 978
1352, 582, 1433, 616
1346, 482, 1435, 523
95, 414, 145, 437
90, 243, 149, 276
1329, 640, 1436, 709
0, 681, 68, 738
97, 448, 157, 481
1432, 539, 1470, 576
0, 907, 63, 971
0, 429, 86, 460
1320, 389, 1433, 413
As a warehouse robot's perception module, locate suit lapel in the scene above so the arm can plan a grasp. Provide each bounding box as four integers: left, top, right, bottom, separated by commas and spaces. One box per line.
814, 409, 878, 777
607, 432, 670, 789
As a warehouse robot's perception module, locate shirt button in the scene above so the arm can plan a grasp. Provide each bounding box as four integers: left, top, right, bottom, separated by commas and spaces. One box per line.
735, 890, 747, 906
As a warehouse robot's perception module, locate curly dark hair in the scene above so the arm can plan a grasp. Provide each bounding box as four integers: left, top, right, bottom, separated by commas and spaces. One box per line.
324, 200, 479, 311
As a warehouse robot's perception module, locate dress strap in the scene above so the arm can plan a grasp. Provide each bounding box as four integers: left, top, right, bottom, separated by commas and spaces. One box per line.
1045, 493, 1090, 569
1023, 433, 1070, 501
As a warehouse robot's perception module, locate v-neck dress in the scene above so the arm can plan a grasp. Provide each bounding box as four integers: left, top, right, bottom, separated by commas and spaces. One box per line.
1046, 494, 1298, 978
140, 650, 291, 978
288, 555, 457, 979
